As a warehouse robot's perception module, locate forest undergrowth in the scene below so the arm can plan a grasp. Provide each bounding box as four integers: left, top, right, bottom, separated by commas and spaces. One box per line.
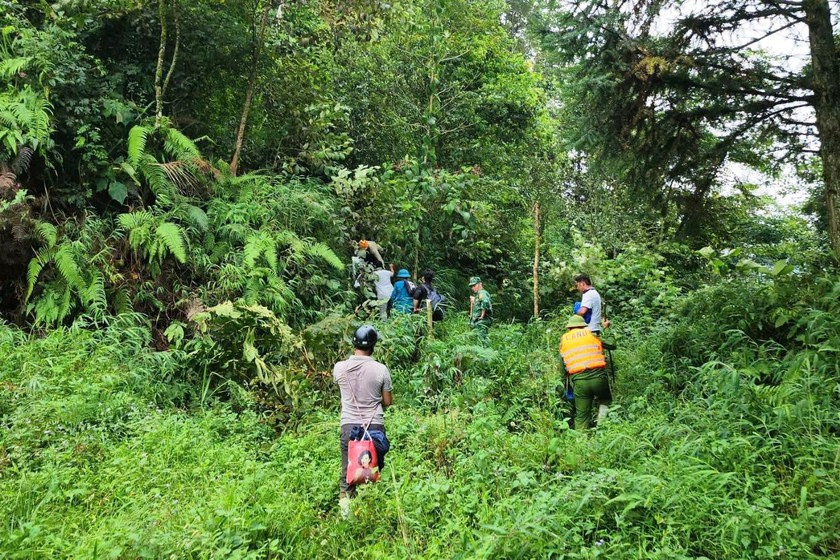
2, 1, 840, 558
1, 276, 838, 559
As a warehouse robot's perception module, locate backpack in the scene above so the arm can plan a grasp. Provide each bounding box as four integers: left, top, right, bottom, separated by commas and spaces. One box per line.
418, 283, 445, 320
426, 285, 444, 312
396, 280, 416, 300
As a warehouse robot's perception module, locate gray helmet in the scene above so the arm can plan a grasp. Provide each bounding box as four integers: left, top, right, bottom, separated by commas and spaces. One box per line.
352, 325, 378, 350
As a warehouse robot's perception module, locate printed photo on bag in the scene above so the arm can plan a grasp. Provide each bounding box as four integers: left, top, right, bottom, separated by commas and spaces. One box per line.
347, 440, 380, 485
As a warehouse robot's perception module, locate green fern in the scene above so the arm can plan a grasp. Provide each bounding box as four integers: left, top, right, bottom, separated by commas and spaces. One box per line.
112, 288, 133, 315
118, 210, 155, 255
127, 125, 151, 167
0, 87, 53, 159
25, 247, 53, 301
243, 231, 278, 271
155, 222, 187, 264
243, 233, 267, 270
139, 156, 175, 208
163, 126, 200, 160
82, 272, 107, 316
181, 203, 209, 232
306, 241, 344, 271
34, 221, 57, 248
54, 243, 86, 292
125, 121, 215, 208
25, 232, 111, 324
118, 210, 187, 267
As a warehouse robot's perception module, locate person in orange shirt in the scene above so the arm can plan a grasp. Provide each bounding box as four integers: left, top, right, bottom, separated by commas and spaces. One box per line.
559, 315, 615, 429
356, 239, 385, 269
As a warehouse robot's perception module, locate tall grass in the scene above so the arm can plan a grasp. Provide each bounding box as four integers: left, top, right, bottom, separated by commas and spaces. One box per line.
1, 278, 838, 558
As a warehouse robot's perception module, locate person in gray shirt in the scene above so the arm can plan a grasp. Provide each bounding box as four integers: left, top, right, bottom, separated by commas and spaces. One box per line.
333, 325, 392, 517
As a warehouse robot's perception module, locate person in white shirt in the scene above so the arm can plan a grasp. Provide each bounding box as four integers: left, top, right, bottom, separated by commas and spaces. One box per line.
574, 273, 610, 334
373, 264, 395, 319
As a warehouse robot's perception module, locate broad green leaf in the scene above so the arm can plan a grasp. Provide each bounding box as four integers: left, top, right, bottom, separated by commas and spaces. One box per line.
108, 181, 128, 204
771, 260, 791, 276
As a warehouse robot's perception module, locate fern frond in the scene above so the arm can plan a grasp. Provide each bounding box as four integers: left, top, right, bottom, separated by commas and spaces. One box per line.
163, 126, 200, 160
274, 230, 306, 256
218, 223, 248, 244
34, 221, 57, 248
54, 243, 86, 292
242, 234, 263, 269
9, 101, 33, 129
0, 57, 32, 80
113, 288, 133, 315
118, 210, 155, 258
12, 146, 33, 175
127, 125, 151, 167
306, 242, 345, 271
139, 157, 176, 207
31, 282, 72, 325
0, 110, 15, 127
182, 204, 208, 232
83, 272, 107, 317
25, 248, 53, 301
117, 209, 155, 232
155, 221, 187, 263
263, 236, 278, 272
30, 96, 51, 137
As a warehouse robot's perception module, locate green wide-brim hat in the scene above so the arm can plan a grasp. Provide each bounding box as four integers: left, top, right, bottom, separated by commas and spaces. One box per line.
469, 276, 481, 286
566, 314, 588, 329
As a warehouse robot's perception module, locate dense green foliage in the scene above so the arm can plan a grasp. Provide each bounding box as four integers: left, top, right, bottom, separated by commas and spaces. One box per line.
2, 270, 839, 558
1, 0, 839, 558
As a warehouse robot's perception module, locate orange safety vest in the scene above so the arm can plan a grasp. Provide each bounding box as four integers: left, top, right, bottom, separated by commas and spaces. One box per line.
560, 328, 606, 374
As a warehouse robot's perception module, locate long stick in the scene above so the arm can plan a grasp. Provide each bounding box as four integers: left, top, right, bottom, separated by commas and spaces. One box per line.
533, 200, 540, 319
426, 298, 433, 339
390, 467, 411, 556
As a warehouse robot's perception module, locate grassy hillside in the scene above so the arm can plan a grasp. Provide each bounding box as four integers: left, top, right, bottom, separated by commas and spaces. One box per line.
2, 279, 838, 559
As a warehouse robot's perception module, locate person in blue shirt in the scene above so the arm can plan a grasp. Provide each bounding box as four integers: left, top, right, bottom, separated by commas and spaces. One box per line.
389, 269, 415, 314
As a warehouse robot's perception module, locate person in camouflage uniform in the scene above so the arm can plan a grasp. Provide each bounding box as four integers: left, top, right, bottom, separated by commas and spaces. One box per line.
469, 276, 492, 342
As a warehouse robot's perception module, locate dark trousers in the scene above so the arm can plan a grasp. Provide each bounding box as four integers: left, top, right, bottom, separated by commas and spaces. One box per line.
340, 423, 385, 496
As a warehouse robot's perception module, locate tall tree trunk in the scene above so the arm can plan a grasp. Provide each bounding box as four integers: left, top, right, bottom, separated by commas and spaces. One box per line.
230, 1, 273, 176
803, 0, 840, 261
153, 0, 168, 128
161, 0, 180, 104
532, 200, 540, 319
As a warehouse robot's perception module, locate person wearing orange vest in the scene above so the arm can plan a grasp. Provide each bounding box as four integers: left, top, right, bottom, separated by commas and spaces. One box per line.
559, 314, 615, 429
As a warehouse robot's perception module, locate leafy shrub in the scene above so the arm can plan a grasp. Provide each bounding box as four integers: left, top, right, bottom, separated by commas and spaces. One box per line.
180, 301, 316, 424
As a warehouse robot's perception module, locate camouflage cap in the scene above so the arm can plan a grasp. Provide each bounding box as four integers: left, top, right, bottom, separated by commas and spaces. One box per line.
468, 276, 481, 286
566, 315, 588, 329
